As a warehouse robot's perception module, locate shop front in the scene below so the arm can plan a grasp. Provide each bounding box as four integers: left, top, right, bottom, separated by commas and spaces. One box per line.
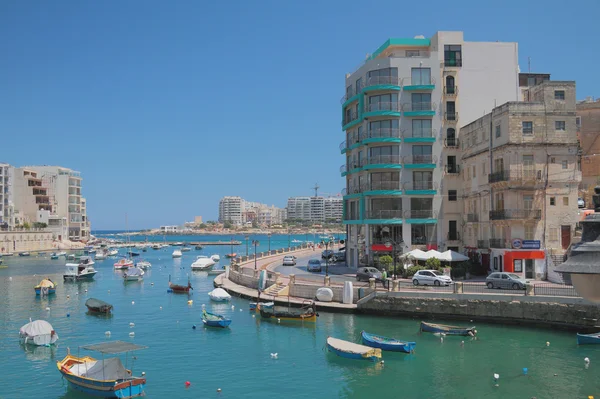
490, 248, 546, 280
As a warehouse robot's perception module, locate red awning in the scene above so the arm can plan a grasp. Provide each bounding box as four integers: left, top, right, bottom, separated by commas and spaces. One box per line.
371, 244, 392, 252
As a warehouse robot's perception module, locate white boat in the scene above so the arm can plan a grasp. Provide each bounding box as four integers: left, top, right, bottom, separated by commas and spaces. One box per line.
211, 254, 220, 262
181, 247, 192, 252
136, 261, 151, 270
113, 259, 134, 270
208, 288, 231, 302
191, 255, 215, 270
108, 249, 119, 256
172, 250, 183, 258
95, 251, 107, 260
123, 267, 144, 282
57, 252, 67, 257
63, 260, 98, 281
19, 319, 59, 346
151, 244, 161, 250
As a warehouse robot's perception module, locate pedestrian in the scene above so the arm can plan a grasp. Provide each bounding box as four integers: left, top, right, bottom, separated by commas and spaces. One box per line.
381, 268, 388, 289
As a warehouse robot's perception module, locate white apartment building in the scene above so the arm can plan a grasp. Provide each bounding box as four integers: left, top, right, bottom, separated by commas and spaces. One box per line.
219, 196, 286, 226
0, 163, 13, 229
324, 197, 344, 222
286, 197, 311, 221
12, 167, 53, 226
219, 196, 244, 225
341, 31, 520, 268
287, 196, 343, 222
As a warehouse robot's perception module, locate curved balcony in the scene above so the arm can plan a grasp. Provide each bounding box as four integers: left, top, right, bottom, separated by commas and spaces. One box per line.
404, 210, 438, 220
403, 181, 437, 194
363, 181, 402, 196
403, 154, 437, 168
342, 110, 360, 130
339, 140, 347, 153
403, 102, 436, 117
363, 76, 402, 93
340, 159, 365, 176
340, 87, 357, 104
362, 128, 403, 145
444, 85, 458, 96
364, 209, 404, 222
404, 128, 435, 143
363, 101, 402, 118
402, 76, 436, 91
363, 155, 402, 171
344, 185, 363, 196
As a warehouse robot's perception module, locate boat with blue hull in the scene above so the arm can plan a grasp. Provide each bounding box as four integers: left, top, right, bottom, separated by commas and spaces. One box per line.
420, 321, 476, 336
34, 279, 56, 296
202, 310, 231, 328
361, 331, 416, 353
577, 332, 600, 345
326, 337, 382, 362
57, 341, 147, 398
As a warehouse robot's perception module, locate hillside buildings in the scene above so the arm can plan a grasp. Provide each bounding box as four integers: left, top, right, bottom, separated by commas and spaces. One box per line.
218, 196, 286, 226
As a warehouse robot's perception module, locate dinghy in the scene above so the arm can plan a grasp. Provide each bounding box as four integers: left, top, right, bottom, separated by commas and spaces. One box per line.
361, 331, 415, 353
577, 332, 600, 345
202, 310, 231, 328
326, 337, 381, 362
19, 319, 59, 346
85, 298, 113, 314
420, 321, 476, 336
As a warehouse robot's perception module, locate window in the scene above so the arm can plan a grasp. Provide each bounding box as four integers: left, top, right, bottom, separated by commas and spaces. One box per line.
447, 155, 458, 173
412, 119, 432, 138
551, 157, 556, 164
555, 121, 566, 131
445, 76, 455, 94
446, 101, 456, 120
367, 68, 398, 85
411, 93, 432, 111
412, 171, 433, 190
576, 116, 582, 131
411, 224, 435, 245
446, 128, 456, 146
525, 225, 535, 240
549, 227, 559, 242
563, 197, 569, 206
411, 68, 431, 85
522, 121, 533, 135
369, 120, 399, 138
370, 145, 399, 161
495, 125, 501, 138
550, 197, 556, 206
472, 165, 476, 178
562, 160, 568, 169
412, 145, 432, 163
444, 45, 462, 67
483, 198, 488, 212
555, 90, 565, 100
523, 195, 533, 210
370, 172, 400, 190
448, 190, 457, 201
346, 85, 353, 98
355, 77, 363, 92
368, 93, 399, 112
482, 162, 486, 175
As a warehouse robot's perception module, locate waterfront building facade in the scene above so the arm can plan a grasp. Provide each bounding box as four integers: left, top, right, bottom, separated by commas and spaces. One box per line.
219, 196, 244, 225
576, 98, 600, 204
287, 196, 343, 223
12, 167, 53, 226
0, 163, 14, 229
341, 31, 519, 268
219, 196, 286, 226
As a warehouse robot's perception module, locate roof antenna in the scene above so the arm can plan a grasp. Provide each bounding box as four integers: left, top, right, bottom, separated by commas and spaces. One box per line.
312, 183, 320, 197
528, 57, 531, 73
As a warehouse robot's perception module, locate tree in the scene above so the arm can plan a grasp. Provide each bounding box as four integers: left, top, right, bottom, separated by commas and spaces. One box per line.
33, 222, 47, 229
425, 257, 442, 270
251, 220, 258, 228
379, 255, 393, 271
23, 222, 31, 230
223, 221, 232, 229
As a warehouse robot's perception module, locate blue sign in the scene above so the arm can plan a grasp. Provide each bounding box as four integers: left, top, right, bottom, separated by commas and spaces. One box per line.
511, 238, 523, 249
521, 240, 541, 249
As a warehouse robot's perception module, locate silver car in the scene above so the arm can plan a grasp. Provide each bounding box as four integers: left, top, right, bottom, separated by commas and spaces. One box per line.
486, 272, 527, 290
412, 269, 453, 286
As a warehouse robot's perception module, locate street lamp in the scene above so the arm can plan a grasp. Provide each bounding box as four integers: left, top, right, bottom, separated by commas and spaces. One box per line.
245, 234, 250, 257
323, 238, 332, 277
287, 230, 291, 250
267, 232, 271, 253
384, 238, 404, 278
252, 240, 260, 270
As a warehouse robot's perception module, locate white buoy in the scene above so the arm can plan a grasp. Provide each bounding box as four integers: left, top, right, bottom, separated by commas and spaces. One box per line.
132, 301, 135, 305
46, 307, 50, 311
460, 341, 465, 347
440, 336, 444, 343
105, 331, 111, 336
66, 295, 70, 299
188, 300, 193, 305
277, 318, 281, 323
252, 315, 255, 318
202, 304, 206, 308
585, 357, 590, 364
129, 322, 135, 327
217, 388, 222, 393
160, 306, 163, 310
151, 282, 154, 285
493, 373, 499, 386
129, 332, 135, 337
240, 309, 243, 312
270, 353, 278, 359
231, 305, 235, 310
141, 372, 146, 376
84, 289, 87, 293
546, 341, 550, 347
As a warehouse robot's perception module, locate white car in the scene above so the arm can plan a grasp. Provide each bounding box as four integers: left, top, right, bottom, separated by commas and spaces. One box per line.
282, 256, 296, 266
412, 270, 453, 286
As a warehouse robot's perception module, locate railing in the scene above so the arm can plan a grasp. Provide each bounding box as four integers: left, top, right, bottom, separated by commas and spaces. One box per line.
345, 212, 360, 221
447, 231, 460, 241
364, 209, 403, 219
345, 185, 362, 195
466, 213, 479, 222
367, 128, 403, 139
339, 140, 347, 151
340, 160, 364, 173
401, 76, 436, 86
403, 181, 435, 191
442, 60, 462, 67
369, 181, 401, 191
341, 188, 347, 196
444, 138, 459, 148
403, 154, 435, 164
365, 76, 402, 86
489, 238, 507, 248
366, 155, 402, 165
489, 209, 542, 220
404, 210, 436, 219
403, 102, 436, 113
533, 283, 579, 297
444, 112, 459, 121
365, 102, 401, 113
406, 128, 433, 138
444, 86, 458, 95
342, 110, 359, 126
488, 169, 540, 184
488, 170, 510, 183
477, 239, 489, 249
340, 87, 357, 103
445, 164, 460, 174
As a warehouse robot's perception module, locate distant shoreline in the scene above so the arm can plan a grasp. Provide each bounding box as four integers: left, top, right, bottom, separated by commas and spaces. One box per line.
93, 228, 346, 237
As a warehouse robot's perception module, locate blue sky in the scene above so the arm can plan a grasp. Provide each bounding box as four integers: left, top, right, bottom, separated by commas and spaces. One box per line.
1, 0, 598, 229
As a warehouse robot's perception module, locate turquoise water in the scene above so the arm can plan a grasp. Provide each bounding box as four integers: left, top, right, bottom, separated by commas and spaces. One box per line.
1, 246, 599, 398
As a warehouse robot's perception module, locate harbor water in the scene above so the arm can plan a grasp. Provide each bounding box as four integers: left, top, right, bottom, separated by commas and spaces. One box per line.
0, 241, 599, 398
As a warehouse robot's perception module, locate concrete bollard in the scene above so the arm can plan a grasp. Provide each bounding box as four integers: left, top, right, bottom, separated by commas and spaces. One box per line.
275, 272, 281, 284
525, 283, 534, 296
253, 269, 259, 278
289, 274, 295, 285
392, 279, 399, 292
386, 278, 392, 291
324, 276, 330, 286
369, 278, 375, 289
454, 281, 463, 294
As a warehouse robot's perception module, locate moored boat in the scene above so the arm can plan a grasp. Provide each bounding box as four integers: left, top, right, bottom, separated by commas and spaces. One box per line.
57, 341, 147, 398
95, 250, 107, 260
18, 252, 30, 257
34, 279, 57, 295
151, 244, 161, 250
211, 254, 220, 262
136, 260, 151, 270
57, 251, 67, 257
85, 298, 113, 314
181, 247, 192, 252
64, 260, 98, 281
168, 274, 193, 293
208, 288, 231, 302
172, 250, 182, 258
123, 267, 144, 282
225, 253, 237, 258
577, 332, 600, 345
50, 252, 59, 260
108, 249, 119, 256
258, 301, 317, 322
361, 331, 415, 353
326, 337, 382, 362
202, 310, 231, 328
191, 255, 215, 270
114, 259, 134, 270
420, 321, 476, 336
19, 319, 59, 346
195, 245, 203, 250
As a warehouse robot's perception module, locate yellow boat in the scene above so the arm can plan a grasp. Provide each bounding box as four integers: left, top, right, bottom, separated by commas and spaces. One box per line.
257, 302, 318, 322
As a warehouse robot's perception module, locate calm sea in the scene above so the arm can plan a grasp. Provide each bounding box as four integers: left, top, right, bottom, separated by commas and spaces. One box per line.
0, 240, 598, 398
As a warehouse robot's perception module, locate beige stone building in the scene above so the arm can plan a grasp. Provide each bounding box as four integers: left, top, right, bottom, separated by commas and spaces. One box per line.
460, 80, 580, 281
577, 98, 600, 204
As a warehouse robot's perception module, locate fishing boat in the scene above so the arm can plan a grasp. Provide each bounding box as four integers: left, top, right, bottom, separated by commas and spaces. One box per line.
211, 254, 220, 262
172, 249, 182, 258
195, 245, 203, 250
577, 332, 600, 345
50, 252, 59, 260
420, 321, 476, 336
85, 298, 113, 314
208, 288, 231, 302
19, 319, 59, 346
202, 310, 231, 328
127, 251, 140, 257
114, 258, 134, 270
191, 255, 215, 270
258, 301, 317, 322
181, 247, 192, 252
34, 279, 56, 295
326, 337, 382, 362
136, 260, 151, 270
64, 261, 98, 281
57, 341, 147, 398
123, 267, 144, 282
361, 331, 416, 353
168, 275, 193, 293
18, 252, 30, 257
225, 253, 237, 258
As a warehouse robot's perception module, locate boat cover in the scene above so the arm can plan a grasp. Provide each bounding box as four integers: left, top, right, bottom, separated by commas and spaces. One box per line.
85, 298, 112, 309
342, 281, 353, 304
36, 279, 55, 288
19, 319, 59, 345
327, 337, 380, 357
316, 287, 334, 302
208, 288, 231, 300
126, 267, 144, 277
73, 357, 130, 380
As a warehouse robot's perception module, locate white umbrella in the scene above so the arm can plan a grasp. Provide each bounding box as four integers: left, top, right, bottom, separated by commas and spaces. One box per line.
439, 250, 469, 262
424, 250, 444, 260
402, 249, 428, 261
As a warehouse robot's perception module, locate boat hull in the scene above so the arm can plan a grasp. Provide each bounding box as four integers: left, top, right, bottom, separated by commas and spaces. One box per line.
326, 338, 381, 362
35, 288, 56, 295
577, 333, 600, 345
202, 312, 232, 328
64, 271, 97, 281
361, 331, 415, 353
259, 309, 317, 322
420, 322, 475, 336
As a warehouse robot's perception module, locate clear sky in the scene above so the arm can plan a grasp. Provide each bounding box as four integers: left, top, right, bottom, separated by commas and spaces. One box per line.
1, 0, 598, 229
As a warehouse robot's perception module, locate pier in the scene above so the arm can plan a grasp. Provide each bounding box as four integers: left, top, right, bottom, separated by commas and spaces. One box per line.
190, 241, 241, 246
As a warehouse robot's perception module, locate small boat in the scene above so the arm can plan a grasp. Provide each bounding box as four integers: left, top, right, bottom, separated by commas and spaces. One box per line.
123, 267, 144, 282
326, 337, 382, 362
208, 288, 231, 302
225, 253, 237, 258
95, 251, 107, 260
67, 254, 76, 260
420, 321, 476, 336
258, 302, 317, 322
202, 310, 231, 328
19, 319, 59, 346
361, 331, 416, 353
136, 260, 151, 270
151, 244, 161, 250
191, 255, 215, 270
207, 268, 226, 276
249, 302, 258, 311
108, 249, 119, 256
35, 279, 57, 295
64, 261, 98, 281
195, 245, 204, 250
18, 252, 30, 257
50, 252, 59, 260
57, 251, 67, 257
3, 252, 14, 256
57, 341, 147, 398
181, 247, 192, 252
172, 242, 184, 246
172, 250, 182, 258
113, 259, 134, 270
85, 298, 113, 314
168, 274, 192, 293
127, 251, 140, 257
577, 332, 600, 345
211, 254, 220, 262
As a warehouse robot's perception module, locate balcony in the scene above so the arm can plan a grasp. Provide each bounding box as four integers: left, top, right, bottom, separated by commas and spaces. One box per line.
340, 160, 364, 176
367, 181, 401, 192
36, 198, 50, 205
404, 128, 435, 143
402, 76, 436, 91
444, 86, 458, 96
340, 87, 357, 104
403, 181, 436, 193
364, 128, 403, 144
403, 102, 436, 117
363, 155, 402, 170
447, 231, 461, 241
364, 209, 404, 220
363, 101, 402, 117
404, 210, 437, 219
444, 112, 458, 122
445, 164, 460, 174
466, 213, 479, 223
477, 239, 490, 249
488, 169, 540, 184
339, 140, 347, 153
363, 76, 402, 92
342, 110, 360, 129
343, 185, 363, 195
403, 154, 436, 168
444, 138, 459, 148
489, 238, 508, 248
489, 209, 542, 220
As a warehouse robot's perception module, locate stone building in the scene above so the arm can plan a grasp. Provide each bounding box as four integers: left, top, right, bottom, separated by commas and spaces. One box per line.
577, 98, 600, 205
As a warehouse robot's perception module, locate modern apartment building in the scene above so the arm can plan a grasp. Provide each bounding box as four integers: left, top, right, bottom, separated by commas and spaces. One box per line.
341, 31, 519, 268
286, 197, 311, 221
577, 98, 600, 203
219, 196, 286, 226
461, 80, 580, 281
219, 196, 244, 225
12, 167, 53, 225
287, 196, 343, 222
324, 197, 344, 222
0, 163, 13, 229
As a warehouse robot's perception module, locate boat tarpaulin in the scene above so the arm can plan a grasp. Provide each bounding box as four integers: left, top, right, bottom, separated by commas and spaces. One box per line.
85, 298, 112, 309
78, 357, 130, 380
19, 319, 59, 346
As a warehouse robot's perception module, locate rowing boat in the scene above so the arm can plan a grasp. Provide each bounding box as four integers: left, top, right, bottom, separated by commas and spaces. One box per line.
361, 331, 415, 353
420, 321, 476, 336
326, 337, 381, 361
577, 332, 600, 345
202, 310, 231, 328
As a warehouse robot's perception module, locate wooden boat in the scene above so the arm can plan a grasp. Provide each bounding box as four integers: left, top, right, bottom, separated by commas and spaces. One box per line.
123, 267, 144, 282
577, 332, 600, 345
202, 310, 232, 328
326, 337, 382, 362
168, 274, 193, 293
57, 341, 147, 398
34, 279, 56, 295
225, 253, 237, 258
420, 321, 476, 336
85, 298, 113, 314
361, 331, 416, 353
258, 301, 317, 322
19, 252, 30, 257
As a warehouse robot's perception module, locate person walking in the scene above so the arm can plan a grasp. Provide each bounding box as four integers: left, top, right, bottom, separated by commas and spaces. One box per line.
381, 268, 388, 289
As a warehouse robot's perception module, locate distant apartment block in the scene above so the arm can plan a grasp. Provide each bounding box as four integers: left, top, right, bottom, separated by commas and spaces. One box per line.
577, 98, 600, 203
287, 196, 343, 222
219, 196, 244, 225
219, 196, 285, 226
0, 163, 13, 229
160, 225, 180, 233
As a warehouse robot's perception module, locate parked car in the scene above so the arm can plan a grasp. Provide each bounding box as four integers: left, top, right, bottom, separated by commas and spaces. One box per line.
332, 251, 346, 262
307, 259, 322, 272
486, 272, 527, 290
578, 197, 586, 209
412, 270, 453, 286
356, 267, 383, 282
321, 250, 334, 260
282, 256, 296, 266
